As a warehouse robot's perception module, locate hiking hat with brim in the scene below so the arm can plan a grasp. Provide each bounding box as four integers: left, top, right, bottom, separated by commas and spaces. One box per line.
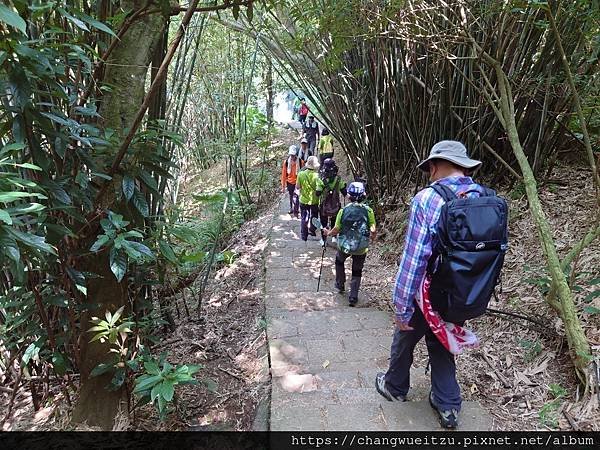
417, 140, 482, 172
288, 145, 298, 155
305, 156, 320, 170
301, 138, 308, 144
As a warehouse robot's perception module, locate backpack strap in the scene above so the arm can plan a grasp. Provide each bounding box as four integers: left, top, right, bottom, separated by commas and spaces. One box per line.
429, 183, 456, 202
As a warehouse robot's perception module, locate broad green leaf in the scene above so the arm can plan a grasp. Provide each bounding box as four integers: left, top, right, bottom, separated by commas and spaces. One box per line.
90, 234, 110, 252
109, 247, 127, 282
0, 209, 12, 225
52, 352, 68, 376
0, 143, 26, 155
160, 380, 175, 401
111, 305, 125, 324
80, 14, 117, 37
134, 374, 162, 393
0, 192, 46, 203
57, 7, 89, 31
5, 203, 45, 216
0, 3, 27, 34
132, 190, 149, 217
7, 228, 57, 255
158, 239, 177, 264
125, 241, 154, 259
90, 362, 115, 377
122, 175, 135, 201
151, 383, 161, 403
144, 360, 160, 375
22, 341, 41, 365
138, 170, 158, 193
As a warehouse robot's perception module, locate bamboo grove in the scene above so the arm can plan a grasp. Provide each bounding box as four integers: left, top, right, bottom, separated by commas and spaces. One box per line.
223, 0, 599, 386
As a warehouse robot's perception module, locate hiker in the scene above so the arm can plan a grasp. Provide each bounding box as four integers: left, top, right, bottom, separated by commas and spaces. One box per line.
298, 137, 310, 163
375, 140, 508, 430
281, 145, 303, 217
323, 182, 376, 307
316, 158, 347, 246
303, 115, 320, 157
318, 128, 334, 165
296, 155, 321, 241
292, 96, 301, 121
298, 98, 309, 125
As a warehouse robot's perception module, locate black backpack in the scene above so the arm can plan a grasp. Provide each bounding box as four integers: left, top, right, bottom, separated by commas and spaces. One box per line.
320, 178, 341, 217
427, 183, 508, 323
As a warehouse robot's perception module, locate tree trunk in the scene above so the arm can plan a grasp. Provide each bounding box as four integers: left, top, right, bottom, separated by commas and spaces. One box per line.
72, 1, 167, 429
265, 55, 274, 125
495, 66, 592, 386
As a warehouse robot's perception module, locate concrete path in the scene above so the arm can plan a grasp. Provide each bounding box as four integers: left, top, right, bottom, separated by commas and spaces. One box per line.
265, 196, 491, 431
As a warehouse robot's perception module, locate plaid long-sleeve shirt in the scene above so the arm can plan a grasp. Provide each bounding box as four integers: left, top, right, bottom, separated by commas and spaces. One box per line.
393, 176, 482, 324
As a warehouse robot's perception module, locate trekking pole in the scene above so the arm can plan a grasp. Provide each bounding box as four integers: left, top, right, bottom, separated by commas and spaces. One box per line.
311, 217, 326, 292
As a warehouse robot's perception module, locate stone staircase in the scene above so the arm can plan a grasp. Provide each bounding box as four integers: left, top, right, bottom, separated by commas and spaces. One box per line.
265, 196, 491, 431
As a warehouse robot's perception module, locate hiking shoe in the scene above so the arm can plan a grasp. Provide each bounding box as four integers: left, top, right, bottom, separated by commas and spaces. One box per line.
331, 236, 337, 244
348, 297, 358, 307
375, 372, 406, 402
335, 282, 345, 293
429, 392, 459, 429
319, 239, 325, 247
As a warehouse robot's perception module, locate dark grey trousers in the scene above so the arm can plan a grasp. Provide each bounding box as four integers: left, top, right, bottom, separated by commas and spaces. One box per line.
384, 306, 462, 411
335, 250, 366, 300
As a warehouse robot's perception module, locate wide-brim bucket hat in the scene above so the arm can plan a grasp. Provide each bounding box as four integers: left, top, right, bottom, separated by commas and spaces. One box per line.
305, 155, 320, 170
417, 140, 482, 172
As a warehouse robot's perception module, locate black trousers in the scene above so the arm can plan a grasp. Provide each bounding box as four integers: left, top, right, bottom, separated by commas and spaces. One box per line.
299, 203, 319, 241
286, 182, 299, 214
335, 250, 366, 300
384, 306, 461, 411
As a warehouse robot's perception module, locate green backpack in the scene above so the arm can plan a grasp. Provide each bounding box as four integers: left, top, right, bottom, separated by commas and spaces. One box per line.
338, 204, 370, 254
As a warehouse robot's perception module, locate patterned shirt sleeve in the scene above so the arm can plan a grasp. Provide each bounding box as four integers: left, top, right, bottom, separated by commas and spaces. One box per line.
392, 190, 435, 323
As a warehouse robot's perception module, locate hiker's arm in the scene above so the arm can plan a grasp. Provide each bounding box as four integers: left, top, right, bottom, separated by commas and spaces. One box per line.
326, 226, 340, 237
281, 162, 286, 192
368, 208, 377, 240
315, 178, 323, 198
324, 209, 343, 237
392, 193, 433, 329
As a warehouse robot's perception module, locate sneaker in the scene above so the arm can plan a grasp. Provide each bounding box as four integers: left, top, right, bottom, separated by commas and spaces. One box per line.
429, 392, 458, 429
288, 210, 293, 215
375, 372, 406, 402
331, 236, 337, 244
335, 282, 345, 293
319, 239, 325, 247
348, 297, 358, 307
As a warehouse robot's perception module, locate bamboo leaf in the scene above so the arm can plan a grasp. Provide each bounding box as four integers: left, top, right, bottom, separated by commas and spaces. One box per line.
0, 4, 27, 34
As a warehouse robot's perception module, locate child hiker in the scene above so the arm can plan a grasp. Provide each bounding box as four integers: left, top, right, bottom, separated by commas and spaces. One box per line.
316, 158, 346, 246
296, 155, 320, 241
324, 182, 376, 306
281, 145, 303, 217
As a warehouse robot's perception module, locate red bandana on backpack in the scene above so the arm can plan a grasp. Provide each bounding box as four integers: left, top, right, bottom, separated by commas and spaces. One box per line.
415, 276, 479, 355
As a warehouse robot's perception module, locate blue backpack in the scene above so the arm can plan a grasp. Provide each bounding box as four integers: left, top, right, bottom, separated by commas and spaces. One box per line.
427, 183, 508, 323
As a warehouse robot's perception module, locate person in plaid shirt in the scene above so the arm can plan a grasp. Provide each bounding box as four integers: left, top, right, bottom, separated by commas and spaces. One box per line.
375, 141, 484, 429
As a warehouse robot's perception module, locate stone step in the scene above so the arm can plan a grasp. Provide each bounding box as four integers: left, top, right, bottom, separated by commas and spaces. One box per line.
271, 400, 491, 431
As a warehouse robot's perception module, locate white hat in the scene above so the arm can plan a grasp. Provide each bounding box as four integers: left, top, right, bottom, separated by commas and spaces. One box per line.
288, 145, 298, 155
305, 155, 320, 170
300, 138, 308, 144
